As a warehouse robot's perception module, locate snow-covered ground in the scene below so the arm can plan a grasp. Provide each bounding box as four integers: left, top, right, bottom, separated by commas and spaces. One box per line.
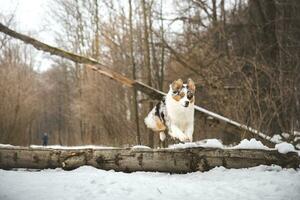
0, 139, 299, 200
0, 165, 299, 200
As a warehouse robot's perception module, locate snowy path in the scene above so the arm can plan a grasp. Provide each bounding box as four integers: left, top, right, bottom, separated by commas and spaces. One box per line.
0, 165, 299, 200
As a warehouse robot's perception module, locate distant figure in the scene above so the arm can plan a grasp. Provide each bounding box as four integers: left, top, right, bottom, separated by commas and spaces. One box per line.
42, 133, 48, 146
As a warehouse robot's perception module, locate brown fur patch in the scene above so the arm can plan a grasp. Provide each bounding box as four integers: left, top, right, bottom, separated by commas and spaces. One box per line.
172, 95, 182, 101
171, 79, 183, 92
154, 116, 166, 131
187, 78, 196, 92
190, 96, 195, 104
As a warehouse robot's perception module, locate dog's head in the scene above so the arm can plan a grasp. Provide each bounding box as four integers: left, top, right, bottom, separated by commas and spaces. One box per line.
170, 78, 196, 107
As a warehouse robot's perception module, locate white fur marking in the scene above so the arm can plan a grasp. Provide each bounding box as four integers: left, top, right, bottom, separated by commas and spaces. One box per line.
159, 132, 166, 141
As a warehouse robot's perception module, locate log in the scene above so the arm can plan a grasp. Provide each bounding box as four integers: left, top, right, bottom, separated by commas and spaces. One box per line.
0, 23, 277, 147
0, 146, 299, 173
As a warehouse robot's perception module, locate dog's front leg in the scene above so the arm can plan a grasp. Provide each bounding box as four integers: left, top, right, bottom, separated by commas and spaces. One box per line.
169, 124, 189, 142
185, 124, 194, 142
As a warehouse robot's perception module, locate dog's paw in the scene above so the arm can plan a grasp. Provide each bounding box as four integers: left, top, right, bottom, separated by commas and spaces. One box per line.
178, 134, 190, 143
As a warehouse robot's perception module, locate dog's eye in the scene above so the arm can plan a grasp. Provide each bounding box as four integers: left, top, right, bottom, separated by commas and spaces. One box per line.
173, 90, 179, 95
187, 92, 193, 100
179, 92, 185, 97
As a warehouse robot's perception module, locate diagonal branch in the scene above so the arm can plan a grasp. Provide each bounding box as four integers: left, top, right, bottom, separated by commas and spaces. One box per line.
0, 22, 165, 100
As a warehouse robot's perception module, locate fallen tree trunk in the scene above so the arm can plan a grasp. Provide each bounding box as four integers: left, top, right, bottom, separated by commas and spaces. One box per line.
0, 146, 299, 173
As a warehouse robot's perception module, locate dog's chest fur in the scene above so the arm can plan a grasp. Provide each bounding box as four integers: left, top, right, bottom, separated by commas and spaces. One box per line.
165, 92, 194, 131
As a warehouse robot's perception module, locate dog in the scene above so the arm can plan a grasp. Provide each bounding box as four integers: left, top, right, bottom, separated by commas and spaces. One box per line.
144, 78, 196, 144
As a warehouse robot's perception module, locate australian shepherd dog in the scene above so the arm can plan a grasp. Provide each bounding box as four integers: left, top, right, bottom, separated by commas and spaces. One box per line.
145, 78, 196, 145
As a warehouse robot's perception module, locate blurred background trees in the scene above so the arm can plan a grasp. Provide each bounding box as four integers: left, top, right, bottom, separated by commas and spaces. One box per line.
0, 0, 299, 147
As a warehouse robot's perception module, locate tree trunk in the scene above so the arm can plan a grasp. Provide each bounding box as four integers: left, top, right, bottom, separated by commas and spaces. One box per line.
159, 0, 165, 91
0, 146, 299, 173
141, 0, 154, 148
129, 0, 141, 145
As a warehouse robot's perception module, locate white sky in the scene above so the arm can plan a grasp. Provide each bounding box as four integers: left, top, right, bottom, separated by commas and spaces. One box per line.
0, 0, 55, 71
0, 0, 54, 41
0, 0, 184, 72
0, 0, 176, 72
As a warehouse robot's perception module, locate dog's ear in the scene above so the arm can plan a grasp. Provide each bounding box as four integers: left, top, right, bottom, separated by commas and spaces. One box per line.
171, 79, 183, 92
187, 78, 196, 92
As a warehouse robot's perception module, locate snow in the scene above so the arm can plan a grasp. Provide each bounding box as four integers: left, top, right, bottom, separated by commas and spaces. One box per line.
0, 165, 299, 200
270, 134, 283, 143
1, 139, 299, 155
199, 139, 224, 148
131, 145, 152, 150
275, 142, 296, 154
168, 139, 223, 149
167, 139, 300, 156
168, 142, 200, 149
29, 145, 116, 150
232, 138, 269, 150
0, 144, 18, 148
0, 144, 117, 150
282, 133, 290, 139
168, 138, 268, 150
167, 138, 300, 156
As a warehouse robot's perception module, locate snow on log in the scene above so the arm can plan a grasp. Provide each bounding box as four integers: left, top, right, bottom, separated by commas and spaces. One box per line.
0, 146, 299, 173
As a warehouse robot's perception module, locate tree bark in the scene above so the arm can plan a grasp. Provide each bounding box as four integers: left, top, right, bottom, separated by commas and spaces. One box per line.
158, 0, 165, 91
141, 0, 154, 148
0, 146, 299, 173
129, 0, 141, 145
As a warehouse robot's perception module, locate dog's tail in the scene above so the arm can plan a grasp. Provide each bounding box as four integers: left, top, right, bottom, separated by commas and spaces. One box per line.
144, 108, 157, 130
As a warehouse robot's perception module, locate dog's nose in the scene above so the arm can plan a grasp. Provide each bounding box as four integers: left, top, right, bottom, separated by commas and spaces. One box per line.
184, 101, 189, 107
